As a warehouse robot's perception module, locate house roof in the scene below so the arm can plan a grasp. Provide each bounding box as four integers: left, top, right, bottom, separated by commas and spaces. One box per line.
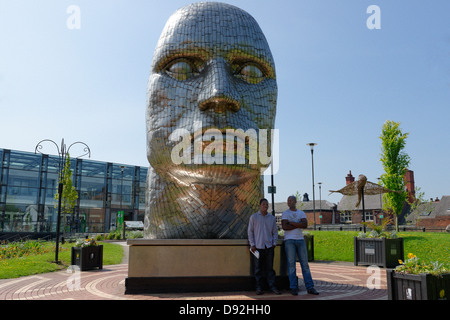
337, 194, 383, 211
432, 196, 450, 217
407, 195, 450, 221
272, 200, 337, 214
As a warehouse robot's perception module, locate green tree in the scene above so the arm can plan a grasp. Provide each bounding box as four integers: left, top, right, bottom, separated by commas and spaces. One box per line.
379, 120, 411, 231
54, 153, 78, 235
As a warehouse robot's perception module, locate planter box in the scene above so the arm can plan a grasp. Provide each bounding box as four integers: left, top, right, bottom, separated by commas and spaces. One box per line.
71, 245, 103, 271
304, 235, 314, 262
354, 237, 403, 268
387, 269, 450, 300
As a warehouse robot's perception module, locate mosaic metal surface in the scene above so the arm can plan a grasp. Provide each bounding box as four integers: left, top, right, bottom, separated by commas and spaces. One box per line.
144, 2, 277, 239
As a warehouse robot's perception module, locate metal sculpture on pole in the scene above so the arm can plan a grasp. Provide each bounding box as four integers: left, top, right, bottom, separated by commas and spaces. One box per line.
329, 174, 400, 232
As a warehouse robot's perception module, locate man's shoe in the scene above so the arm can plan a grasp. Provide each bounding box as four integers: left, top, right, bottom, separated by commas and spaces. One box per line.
256, 289, 263, 295
307, 288, 319, 295
290, 289, 299, 296
271, 288, 281, 295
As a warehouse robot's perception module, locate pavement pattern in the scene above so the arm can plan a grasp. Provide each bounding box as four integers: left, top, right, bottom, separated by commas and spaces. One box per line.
0, 260, 387, 301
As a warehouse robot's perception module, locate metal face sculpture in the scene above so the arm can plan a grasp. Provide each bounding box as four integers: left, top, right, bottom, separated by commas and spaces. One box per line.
144, 2, 277, 239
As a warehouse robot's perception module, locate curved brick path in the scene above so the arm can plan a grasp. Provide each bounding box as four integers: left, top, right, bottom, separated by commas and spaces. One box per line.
0, 260, 387, 300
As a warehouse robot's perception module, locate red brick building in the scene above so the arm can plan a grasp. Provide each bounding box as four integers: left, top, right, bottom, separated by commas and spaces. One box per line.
407, 196, 450, 230
337, 171, 387, 224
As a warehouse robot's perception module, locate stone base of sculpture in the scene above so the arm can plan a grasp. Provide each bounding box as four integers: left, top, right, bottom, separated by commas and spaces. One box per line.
125, 239, 288, 294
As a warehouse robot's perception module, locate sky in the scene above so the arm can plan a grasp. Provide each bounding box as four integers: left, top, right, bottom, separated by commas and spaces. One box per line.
1, 0, 449, 205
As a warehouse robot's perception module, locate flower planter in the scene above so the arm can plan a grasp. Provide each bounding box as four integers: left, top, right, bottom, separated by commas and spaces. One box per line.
71, 245, 103, 271
354, 237, 403, 268
387, 269, 450, 300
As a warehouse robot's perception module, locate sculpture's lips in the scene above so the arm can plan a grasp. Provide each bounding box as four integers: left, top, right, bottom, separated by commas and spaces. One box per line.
153, 126, 269, 185
192, 127, 253, 154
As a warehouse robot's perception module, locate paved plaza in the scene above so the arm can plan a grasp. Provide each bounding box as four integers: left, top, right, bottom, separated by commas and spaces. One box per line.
0, 243, 388, 301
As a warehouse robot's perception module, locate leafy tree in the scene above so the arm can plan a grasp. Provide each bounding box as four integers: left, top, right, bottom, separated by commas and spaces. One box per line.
54, 153, 78, 235
379, 120, 411, 231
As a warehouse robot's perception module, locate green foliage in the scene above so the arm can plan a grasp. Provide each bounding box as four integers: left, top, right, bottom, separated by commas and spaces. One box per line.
54, 153, 78, 215
379, 120, 411, 229
126, 231, 144, 239
0, 241, 123, 279
74, 238, 98, 247
359, 218, 398, 238
0, 240, 51, 260
395, 253, 448, 276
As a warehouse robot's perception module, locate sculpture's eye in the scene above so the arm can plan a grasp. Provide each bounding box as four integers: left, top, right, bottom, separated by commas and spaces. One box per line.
165, 60, 202, 81
235, 63, 265, 84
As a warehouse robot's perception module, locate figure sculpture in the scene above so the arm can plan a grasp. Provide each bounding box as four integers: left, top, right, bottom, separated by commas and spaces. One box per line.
329, 174, 400, 208
144, 2, 277, 239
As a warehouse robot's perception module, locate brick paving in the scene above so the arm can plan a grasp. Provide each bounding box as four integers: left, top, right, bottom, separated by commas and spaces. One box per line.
0, 250, 388, 301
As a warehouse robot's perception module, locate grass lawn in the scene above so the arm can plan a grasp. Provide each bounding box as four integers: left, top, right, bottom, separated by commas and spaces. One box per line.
309, 231, 450, 267
0, 241, 123, 279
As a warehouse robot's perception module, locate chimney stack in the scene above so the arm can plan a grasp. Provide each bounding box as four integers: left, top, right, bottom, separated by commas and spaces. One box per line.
346, 170, 355, 185
404, 169, 416, 203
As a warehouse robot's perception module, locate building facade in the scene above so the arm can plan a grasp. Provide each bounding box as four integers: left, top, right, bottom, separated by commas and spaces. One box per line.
273, 199, 339, 228
0, 148, 147, 236
407, 196, 450, 230
337, 171, 387, 224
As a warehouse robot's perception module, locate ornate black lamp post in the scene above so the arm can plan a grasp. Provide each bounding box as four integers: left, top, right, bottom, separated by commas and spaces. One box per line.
307, 143, 317, 230
35, 139, 90, 263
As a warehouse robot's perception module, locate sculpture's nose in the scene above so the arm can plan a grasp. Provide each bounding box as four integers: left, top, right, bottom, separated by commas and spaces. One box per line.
198, 57, 241, 113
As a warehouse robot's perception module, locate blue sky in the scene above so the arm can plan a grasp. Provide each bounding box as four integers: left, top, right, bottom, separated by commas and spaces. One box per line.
1, 0, 449, 205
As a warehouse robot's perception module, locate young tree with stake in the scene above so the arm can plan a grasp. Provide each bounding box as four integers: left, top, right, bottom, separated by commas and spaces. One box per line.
379, 120, 411, 231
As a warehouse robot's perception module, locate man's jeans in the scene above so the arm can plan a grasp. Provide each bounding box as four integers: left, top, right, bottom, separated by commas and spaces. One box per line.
284, 239, 314, 290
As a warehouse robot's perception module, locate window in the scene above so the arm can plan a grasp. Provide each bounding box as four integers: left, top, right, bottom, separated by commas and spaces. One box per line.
341, 211, 352, 223
364, 211, 374, 222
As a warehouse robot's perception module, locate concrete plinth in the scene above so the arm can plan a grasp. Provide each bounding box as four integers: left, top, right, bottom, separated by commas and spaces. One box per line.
125, 239, 288, 294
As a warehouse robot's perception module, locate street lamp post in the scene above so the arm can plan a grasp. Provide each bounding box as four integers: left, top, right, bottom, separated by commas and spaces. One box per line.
120, 165, 126, 240
318, 182, 322, 225
307, 143, 317, 230
35, 138, 90, 264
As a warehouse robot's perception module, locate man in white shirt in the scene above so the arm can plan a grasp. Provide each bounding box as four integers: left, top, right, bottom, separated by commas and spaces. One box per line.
281, 196, 319, 295
248, 198, 281, 295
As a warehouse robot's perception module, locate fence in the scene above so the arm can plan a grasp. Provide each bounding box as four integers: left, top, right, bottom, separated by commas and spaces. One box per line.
306, 224, 448, 233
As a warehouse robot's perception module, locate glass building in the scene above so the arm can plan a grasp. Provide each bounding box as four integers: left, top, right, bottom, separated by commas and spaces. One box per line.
0, 148, 147, 236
